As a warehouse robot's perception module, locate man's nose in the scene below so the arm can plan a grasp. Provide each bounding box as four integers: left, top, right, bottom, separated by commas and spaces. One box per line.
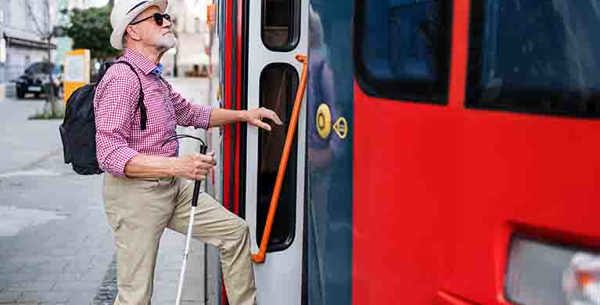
163, 17, 172, 28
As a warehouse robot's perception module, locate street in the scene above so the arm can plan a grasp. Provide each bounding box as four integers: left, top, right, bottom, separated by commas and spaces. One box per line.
0, 77, 212, 305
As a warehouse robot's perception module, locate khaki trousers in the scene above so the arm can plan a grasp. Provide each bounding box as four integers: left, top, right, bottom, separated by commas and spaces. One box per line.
103, 174, 256, 305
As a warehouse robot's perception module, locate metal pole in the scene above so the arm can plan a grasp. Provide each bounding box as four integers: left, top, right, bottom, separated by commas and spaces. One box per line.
204, 5, 216, 303
46, 36, 56, 116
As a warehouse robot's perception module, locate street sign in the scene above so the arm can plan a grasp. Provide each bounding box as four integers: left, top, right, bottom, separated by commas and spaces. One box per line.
63, 49, 90, 102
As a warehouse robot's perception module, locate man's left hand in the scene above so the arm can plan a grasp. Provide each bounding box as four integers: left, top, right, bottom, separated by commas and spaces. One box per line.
245, 107, 283, 131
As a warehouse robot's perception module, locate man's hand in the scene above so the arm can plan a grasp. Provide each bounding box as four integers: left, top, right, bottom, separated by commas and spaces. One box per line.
171, 152, 216, 180
245, 107, 283, 131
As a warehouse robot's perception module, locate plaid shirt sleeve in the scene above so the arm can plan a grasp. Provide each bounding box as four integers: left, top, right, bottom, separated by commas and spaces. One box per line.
94, 70, 140, 177
164, 80, 212, 129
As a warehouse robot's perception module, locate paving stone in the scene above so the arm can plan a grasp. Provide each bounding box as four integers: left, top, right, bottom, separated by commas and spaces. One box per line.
51, 281, 99, 293
66, 295, 93, 305
0, 291, 22, 303
12, 281, 56, 292
21, 291, 69, 303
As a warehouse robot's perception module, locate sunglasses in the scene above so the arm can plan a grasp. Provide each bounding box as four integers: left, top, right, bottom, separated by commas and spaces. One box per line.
130, 13, 171, 26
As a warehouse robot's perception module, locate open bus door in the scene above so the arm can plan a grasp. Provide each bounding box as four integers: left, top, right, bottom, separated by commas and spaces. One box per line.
244, 0, 309, 304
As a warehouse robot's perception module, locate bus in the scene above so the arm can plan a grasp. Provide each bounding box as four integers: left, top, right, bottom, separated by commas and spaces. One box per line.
205, 0, 600, 304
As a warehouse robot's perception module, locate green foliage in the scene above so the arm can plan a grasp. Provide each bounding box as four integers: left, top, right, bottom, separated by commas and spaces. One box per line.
66, 5, 119, 59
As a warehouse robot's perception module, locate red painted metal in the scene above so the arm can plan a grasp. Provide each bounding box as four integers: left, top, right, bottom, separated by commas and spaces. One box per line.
353, 0, 600, 304
222, 0, 234, 212
233, 0, 244, 215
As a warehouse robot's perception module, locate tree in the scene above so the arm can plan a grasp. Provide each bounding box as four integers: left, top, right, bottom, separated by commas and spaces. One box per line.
66, 5, 119, 60
25, 0, 59, 118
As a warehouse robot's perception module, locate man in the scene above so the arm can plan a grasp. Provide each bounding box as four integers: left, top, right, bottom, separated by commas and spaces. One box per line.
95, 1, 282, 304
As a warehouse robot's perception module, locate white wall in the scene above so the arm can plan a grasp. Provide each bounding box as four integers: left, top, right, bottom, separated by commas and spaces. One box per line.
1, 0, 57, 82
5, 48, 48, 81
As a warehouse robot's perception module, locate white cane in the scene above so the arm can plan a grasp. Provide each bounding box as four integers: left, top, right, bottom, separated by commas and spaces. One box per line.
163, 134, 207, 305
175, 202, 199, 305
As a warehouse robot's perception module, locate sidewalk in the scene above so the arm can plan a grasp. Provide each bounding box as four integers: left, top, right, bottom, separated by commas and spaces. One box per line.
0, 77, 213, 305
0, 98, 112, 305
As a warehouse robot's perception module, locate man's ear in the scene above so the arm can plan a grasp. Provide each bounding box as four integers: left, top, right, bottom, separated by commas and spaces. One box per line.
126, 26, 142, 42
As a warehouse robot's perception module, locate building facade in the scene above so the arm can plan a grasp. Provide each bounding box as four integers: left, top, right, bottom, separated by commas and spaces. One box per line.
0, 0, 213, 99
163, 0, 211, 77
0, 0, 58, 98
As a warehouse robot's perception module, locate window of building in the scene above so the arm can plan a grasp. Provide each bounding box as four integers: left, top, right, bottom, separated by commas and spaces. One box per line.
354, 0, 451, 103
467, 0, 600, 117
262, 0, 300, 51
257, 63, 299, 252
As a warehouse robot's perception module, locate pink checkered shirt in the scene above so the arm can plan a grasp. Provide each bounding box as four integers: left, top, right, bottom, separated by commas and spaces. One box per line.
94, 48, 212, 177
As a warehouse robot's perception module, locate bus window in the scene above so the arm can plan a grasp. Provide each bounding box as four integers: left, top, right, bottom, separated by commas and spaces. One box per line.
257, 63, 299, 251
354, 0, 451, 103
467, 1, 600, 117
262, 0, 300, 51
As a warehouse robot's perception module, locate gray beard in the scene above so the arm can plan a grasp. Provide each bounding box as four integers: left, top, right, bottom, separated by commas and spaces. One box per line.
156, 34, 177, 52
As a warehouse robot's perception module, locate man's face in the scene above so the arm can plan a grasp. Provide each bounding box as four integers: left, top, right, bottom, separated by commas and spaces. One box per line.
128, 6, 176, 51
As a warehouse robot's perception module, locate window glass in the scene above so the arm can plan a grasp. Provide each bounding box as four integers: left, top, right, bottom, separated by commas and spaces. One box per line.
25, 62, 52, 74
354, 0, 450, 103
257, 63, 299, 251
468, 0, 600, 117
262, 0, 300, 51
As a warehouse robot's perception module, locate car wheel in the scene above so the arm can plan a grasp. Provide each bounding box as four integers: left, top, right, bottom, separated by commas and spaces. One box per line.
54, 85, 61, 98
16, 87, 25, 99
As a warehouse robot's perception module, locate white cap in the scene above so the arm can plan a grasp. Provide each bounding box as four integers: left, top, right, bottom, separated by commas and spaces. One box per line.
110, 0, 168, 50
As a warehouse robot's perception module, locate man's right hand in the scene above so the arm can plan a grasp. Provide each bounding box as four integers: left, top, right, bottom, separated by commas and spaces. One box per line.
171, 152, 216, 180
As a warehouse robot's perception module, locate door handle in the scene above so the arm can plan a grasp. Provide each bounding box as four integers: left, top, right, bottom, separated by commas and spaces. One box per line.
252, 54, 308, 264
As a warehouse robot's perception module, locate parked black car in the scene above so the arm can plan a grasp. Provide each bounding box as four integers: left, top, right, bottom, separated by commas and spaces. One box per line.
14, 62, 62, 99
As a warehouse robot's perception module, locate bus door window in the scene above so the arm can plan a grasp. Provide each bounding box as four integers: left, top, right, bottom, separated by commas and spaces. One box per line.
262, 0, 300, 51
257, 63, 299, 251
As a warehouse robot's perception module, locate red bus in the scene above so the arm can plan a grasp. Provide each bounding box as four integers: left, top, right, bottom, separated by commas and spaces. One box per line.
210, 0, 600, 304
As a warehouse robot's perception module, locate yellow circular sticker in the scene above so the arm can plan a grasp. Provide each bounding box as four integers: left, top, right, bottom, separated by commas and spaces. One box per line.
316, 103, 332, 139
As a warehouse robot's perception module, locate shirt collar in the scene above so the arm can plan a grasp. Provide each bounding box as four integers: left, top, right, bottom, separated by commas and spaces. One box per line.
151, 63, 164, 76
123, 48, 160, 76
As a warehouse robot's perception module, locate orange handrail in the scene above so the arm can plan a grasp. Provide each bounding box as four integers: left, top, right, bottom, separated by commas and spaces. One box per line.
252, 54, 308, 264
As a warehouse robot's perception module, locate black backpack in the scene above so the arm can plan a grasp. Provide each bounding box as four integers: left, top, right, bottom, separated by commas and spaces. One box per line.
59, 61, 147, 175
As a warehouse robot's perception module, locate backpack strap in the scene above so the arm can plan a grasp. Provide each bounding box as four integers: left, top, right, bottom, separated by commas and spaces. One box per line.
113, 61, 147, 130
